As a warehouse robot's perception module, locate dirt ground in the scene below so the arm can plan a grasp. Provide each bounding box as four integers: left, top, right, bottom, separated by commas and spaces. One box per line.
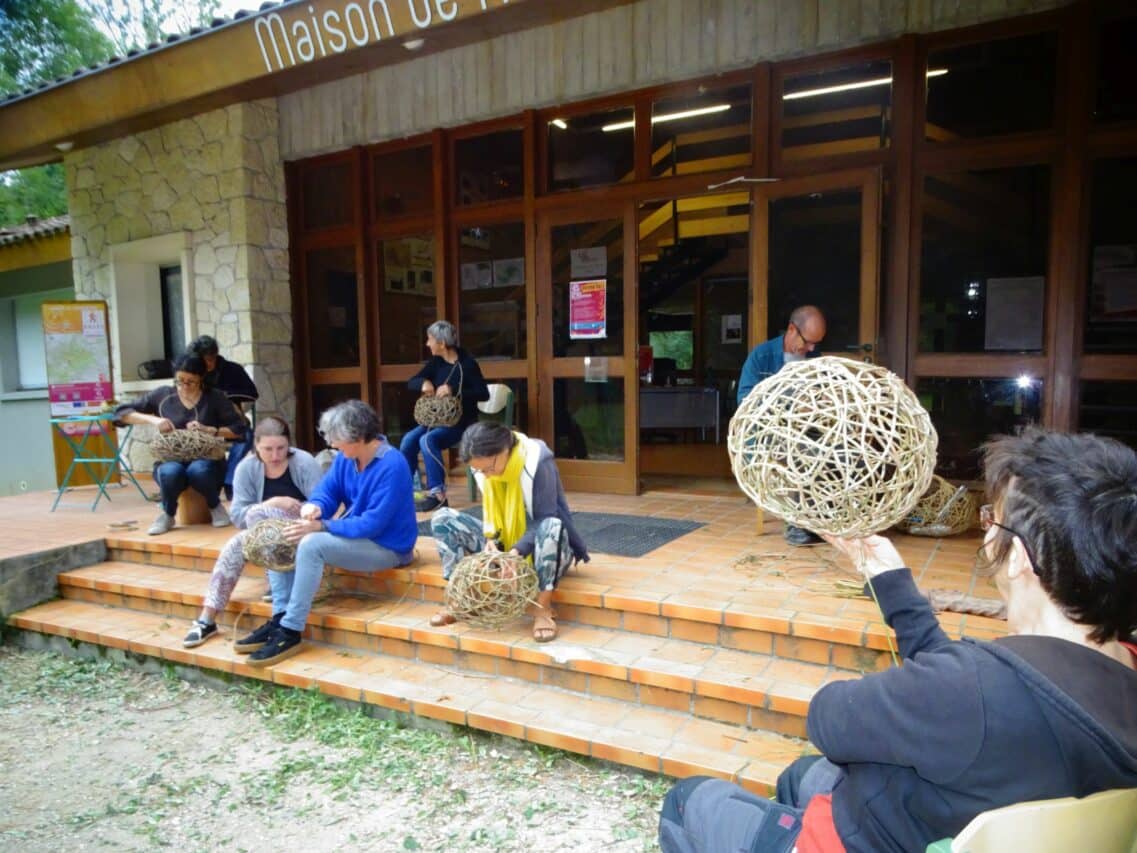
0, 644, 670, 852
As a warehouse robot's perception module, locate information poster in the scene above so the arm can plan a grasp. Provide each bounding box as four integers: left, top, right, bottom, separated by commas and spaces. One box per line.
569, 279, 607, 339
42, 301, 114, 428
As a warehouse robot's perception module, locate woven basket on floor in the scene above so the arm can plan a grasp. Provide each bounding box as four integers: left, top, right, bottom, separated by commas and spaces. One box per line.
149, 429, 227, 463
414, 394, 462, 428
445, 551, 537, 630
727, 356, 938, 537
895, 475, 977, 536
241, 518, 297, 572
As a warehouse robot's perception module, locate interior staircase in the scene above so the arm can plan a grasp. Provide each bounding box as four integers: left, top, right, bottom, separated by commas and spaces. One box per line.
9, 530, 902, 795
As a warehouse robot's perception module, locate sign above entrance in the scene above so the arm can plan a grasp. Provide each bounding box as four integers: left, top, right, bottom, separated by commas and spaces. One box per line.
255, 0, 524, 74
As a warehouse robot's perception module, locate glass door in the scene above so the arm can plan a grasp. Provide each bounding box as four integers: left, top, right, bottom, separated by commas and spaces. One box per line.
536, 204, 638, 494
753, 168, 882, 364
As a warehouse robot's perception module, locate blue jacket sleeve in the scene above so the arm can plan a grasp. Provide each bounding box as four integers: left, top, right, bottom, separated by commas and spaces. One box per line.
305, 461, 343, 521
323, 455, 406, 540
737, 347, 763, 405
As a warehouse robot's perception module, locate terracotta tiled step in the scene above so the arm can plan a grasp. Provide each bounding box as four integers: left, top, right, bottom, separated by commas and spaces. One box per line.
9, 598, 809, 795
58, 562, 857, 737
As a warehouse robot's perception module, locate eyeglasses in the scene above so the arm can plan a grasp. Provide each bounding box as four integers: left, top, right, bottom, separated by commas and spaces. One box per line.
978, 503, 1040, 575
792, 322, 823, 349
174, 379, 201, 388
470, 449, 507, 476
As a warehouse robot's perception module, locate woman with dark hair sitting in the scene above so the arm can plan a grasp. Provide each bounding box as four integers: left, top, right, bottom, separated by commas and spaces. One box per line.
659, 426, 1137, 853
114, 353, 249, 536
429, 421, 589, 643
182, 416, 324, 648
401, 320, 489, 512
237, 400, 418, 667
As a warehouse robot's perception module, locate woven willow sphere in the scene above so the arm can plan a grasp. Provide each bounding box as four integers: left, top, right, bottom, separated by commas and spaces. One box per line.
413, 394, 462, 428
896, 475, 977, 536
241, 519, 297, 572
445, 551, 538, 630
149, 429, 228, 463
728, 356, 938, 537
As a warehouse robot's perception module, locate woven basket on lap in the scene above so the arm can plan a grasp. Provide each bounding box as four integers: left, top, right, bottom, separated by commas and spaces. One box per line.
895, 475, 977, 536
727, 356, 938, 537
445, 551, 537, 630
149, 429, 228, 463
414, 394, 462, 428
241, 519, 297, 572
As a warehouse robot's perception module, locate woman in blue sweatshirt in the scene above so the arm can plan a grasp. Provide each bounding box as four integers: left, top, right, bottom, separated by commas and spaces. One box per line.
239, 400, 418, 667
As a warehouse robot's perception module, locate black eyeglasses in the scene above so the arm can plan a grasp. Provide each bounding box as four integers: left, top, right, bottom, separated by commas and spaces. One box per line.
792, 322, 823, 349
979, 503, 1040, 575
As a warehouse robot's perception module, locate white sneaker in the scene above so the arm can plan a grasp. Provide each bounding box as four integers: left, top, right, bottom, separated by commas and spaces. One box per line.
210, 504, 231, 528
148, 512, 174, 536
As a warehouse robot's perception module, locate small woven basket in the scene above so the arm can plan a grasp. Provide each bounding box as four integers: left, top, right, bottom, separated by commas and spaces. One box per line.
241, 518, 297, 572
895, 475, 977, 536
414, 394, 462, 428
445, 551, 537, 630
149, 430, 228, 463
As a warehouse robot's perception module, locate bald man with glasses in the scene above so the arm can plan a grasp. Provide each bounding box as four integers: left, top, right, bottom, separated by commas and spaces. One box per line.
736, 305, 827, 546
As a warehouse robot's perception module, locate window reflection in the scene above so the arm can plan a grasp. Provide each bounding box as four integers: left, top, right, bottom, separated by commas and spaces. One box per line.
301, 161, 352, 229
1085, 158, 1137, 355
454, 130, 524, 204
457, 223, 527, 360
554, 378, 624, 462
1080, 381, 1137, 452
1095, 14, 1137, 123
372, 145, 433, 218
547, 107, 635, 191
380, 382, 419, 456
551, 220, 624, 358
781, 60, 891, 160
306, 247, 359, 368
652, 84, 751, 177
379, 235, 437, 364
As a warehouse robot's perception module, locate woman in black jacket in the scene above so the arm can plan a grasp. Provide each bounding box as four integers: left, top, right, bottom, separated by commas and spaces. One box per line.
401, 320, 488, 512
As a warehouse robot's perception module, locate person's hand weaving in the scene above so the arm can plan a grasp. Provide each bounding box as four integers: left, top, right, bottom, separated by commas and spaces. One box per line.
299, 503, 322, 521
186, 420, 218, 435
435, 384, 453, 398
283, 518, 323, 544
154, 417, 175, 433
822, 533, 905, 578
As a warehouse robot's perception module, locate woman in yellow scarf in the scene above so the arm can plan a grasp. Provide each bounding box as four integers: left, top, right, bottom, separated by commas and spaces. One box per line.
428, 422, 589, 642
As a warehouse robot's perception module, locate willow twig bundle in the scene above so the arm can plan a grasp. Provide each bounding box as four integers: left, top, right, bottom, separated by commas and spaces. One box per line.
445, 551, 538, 630
149, 429, 227, 463
242, 518, 297, 572
896, 476, 977, 536
414, 395, 462, 428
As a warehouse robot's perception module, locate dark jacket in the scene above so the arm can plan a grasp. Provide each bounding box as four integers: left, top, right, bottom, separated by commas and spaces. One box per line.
407, 348, 489, 428
809, 569, 1137, 853
114, 385, 248, 438
205, 355, 259, 403
736, 334, 821, 404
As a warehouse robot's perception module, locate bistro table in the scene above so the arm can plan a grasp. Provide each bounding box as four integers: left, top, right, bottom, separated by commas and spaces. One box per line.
49, 414, 147, 511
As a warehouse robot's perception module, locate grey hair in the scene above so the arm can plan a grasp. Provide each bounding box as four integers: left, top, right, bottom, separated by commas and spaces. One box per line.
318, 400, 381, 444
426, 320, 458, 349
459, 421, 515, 462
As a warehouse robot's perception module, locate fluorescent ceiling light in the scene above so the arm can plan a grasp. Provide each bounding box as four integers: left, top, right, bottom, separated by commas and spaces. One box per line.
784, 68, 947, 100
550, 118, 567, 129
1016, 374, 1034, 389
402, 37, 425, 51
602, 103, 730, 132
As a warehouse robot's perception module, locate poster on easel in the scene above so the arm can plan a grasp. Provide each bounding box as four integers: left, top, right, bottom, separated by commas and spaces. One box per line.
42, 300, 119, 486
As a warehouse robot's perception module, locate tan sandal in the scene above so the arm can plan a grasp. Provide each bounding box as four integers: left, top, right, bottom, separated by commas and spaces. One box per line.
430, 610, 457, 627
532, 613, 557, 643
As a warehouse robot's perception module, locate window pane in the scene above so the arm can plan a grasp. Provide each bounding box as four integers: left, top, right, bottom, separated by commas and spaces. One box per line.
373, 145, 433, 218
917, 377, 1043, 479
1085, 157, 1137, 354
1095, 14, 1137, 123
159, 265, 185, 361
310, 383, 361, 450
380, 381, 420, 457
925, 32, 1057, 141
457, 223, 527, 360
782, 60, 891, 160
554, 377, 624, 462
1080, 381, 1137, 452
551, 219, 624, 358
306, 247, 359, 368
547, 107, 635, 191
379, 235, 437, 364
301, 160, 353, 229
650, 85, 751, 177
454, 129, 524, 204
919, 166, 1050, 353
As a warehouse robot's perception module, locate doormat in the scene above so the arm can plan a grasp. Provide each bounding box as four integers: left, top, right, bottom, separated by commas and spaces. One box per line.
417, 508, 703, 558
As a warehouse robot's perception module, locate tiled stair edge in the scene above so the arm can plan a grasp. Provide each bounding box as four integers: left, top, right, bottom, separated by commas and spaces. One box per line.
8, 601, 813, 795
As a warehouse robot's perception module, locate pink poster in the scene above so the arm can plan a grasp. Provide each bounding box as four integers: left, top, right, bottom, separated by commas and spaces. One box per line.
569, 279, 607, 340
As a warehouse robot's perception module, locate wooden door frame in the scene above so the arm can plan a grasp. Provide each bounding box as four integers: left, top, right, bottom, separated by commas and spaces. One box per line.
535, 201, 639, 495
750, 167, 883, 362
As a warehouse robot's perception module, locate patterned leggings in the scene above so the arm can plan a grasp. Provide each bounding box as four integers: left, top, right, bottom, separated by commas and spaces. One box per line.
430, 507, 572, 591
202, 503, 298, 612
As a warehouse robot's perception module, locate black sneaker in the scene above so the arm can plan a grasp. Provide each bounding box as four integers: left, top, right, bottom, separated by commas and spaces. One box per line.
247, 626, 303, 668
415, 494, 448, 513
234, 613, 283, 654
784, 525, 825, 547
183, 619, 218, 648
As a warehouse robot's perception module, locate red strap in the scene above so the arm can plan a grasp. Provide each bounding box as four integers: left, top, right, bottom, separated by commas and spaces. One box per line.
797, 794, 845, 853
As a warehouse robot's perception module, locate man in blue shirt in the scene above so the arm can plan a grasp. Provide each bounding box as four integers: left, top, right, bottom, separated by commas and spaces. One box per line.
736, 305, 827, 546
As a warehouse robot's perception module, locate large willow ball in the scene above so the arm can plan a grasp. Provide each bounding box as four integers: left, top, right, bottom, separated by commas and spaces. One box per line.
896, 475, 977, 536
728, 356, 938, 537
242, 519, 297, 572
445, 552, 538, 630
149, 429, 228, 463
414, 394, 462, 428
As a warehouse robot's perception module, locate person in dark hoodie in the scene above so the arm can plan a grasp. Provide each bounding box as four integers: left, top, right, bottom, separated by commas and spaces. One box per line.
659, 426, 1137, 853
402, 320, 489, 513
429, 421, 590, 643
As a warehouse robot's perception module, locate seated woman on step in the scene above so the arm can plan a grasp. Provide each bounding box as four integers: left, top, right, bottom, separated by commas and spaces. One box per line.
659, 426, 1137, 853
430, 421, 589, 643
238, 400, 419, 668
114, 353, 248, 536
182, 416, 324, 648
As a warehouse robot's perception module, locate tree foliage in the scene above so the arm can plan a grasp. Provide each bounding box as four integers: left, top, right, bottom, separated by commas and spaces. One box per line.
80, 0, 222, 55
0, 0, 114, 95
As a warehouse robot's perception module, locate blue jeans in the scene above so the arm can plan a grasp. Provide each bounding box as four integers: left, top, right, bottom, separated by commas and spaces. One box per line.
269, 532, 414, 632
400, 424, 464, 495
153, 459, 226, 516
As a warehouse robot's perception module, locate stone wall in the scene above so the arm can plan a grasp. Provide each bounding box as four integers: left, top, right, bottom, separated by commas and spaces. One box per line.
65, 99, 293, 427
279, 0, 1070, 159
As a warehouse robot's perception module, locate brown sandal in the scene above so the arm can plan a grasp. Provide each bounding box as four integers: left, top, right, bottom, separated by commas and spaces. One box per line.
430, 611, 457, 627
532, 613, 557, 643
